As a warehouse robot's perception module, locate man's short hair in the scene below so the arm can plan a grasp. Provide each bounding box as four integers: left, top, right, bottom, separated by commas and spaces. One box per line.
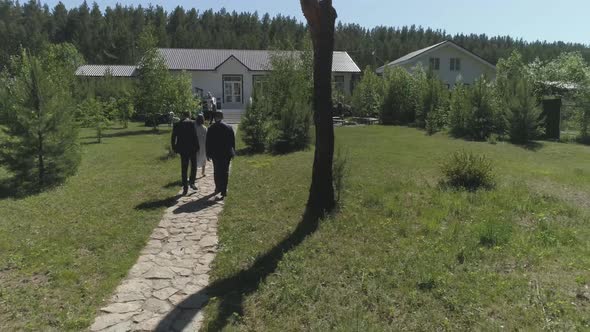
182, 110, 191, 118
214, 110, 224, 119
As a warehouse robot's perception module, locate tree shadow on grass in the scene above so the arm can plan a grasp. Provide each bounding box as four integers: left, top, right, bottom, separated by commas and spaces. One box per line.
163, 180, 183, 189
0, 176, 64, 200
172, 193, 219, 214
515, 141, 545, 152
101, 129, 167, 139
134, 195, 182, 211
0, 178, 19, 200
155, 208, 321, 331
235, 147, 263, 157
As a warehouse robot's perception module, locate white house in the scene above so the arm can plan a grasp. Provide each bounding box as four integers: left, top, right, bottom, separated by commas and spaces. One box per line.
376, 41, 496, 87
76, 49, 361, 110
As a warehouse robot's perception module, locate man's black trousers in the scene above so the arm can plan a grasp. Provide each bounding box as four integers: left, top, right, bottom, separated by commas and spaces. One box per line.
212, 157, 231, 195
180, 153, 197, 188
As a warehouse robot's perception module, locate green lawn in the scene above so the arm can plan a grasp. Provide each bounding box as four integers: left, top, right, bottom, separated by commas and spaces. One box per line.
0, 123, 178, 331
203, 126, 590, 331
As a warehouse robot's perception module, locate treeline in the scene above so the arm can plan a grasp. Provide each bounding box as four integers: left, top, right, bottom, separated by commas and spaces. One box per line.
1, 0, 589, 70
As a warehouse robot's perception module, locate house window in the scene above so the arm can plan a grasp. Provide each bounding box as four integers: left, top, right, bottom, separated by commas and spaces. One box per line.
222, 75, 243, 104
333, 75, 345, 93
450, 58, 461, 71
194, 87, 203, 98
252, 75, 268, 96
429, 57, 440, 70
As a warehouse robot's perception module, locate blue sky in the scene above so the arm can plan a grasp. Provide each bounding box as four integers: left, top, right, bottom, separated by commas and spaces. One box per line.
42, 0, 589, 45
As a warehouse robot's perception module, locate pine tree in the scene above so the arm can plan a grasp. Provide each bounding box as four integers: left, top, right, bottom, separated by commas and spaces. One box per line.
136, 26, 169, 129
506, 78, 544, 144
0, 50, 80, 189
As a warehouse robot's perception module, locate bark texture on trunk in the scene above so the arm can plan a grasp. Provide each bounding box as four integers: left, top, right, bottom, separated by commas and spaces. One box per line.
300, 0, 337, 216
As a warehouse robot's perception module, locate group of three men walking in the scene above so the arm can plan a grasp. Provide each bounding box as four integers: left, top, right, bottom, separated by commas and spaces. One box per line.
171, 110, 235, 198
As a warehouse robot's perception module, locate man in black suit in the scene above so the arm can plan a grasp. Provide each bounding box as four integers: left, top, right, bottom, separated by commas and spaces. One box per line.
171, 110, 200, 195
206, 110, 235, 198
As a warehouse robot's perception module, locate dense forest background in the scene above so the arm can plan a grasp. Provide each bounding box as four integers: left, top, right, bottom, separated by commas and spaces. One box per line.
1, 0, 590, 70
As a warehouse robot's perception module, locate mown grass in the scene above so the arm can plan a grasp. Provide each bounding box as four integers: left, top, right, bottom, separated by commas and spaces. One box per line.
203, 126, 590, 331
0, 123, 178, 331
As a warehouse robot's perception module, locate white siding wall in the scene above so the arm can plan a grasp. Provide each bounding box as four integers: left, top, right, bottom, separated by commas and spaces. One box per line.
332, 72, 353, 95
184, 56, 354, 110
402, 45, 496, 87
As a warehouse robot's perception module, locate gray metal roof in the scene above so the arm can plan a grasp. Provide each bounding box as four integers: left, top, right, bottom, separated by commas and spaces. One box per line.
75, 65, 138, 77
376, 40, 495, 74
376, 41, 447, 74
158, 48, 361, 73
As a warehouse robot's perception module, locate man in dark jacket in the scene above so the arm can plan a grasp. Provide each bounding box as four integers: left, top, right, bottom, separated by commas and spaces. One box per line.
171, 111, 200, 195
206, 110, 235, 198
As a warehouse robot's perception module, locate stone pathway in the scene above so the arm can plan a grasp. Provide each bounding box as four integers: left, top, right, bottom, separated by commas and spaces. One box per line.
90, 166, 222, 332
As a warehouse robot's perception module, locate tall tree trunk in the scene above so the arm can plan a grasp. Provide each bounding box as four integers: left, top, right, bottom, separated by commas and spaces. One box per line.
30, 59, 45, 186
38, 132, 44, 186
300, 0, 337, 216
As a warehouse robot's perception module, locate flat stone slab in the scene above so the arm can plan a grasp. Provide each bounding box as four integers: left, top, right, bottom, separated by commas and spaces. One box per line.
100, 302, 143, 314
90, 312, 135, 331
153, 287, 178, 301
89, 166, 223, 331
143, 266, 175, 280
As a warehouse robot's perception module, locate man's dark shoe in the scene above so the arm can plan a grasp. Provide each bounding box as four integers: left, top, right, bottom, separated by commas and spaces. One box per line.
190, 184, 198, 190
182, 187, 189, 195
221, 191, 227, 197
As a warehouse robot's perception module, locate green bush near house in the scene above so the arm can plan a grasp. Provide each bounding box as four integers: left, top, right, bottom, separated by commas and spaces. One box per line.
240, 94, 271, 153
240, 45, 313, 153
505, 78, 545, 144
381, 67, 418, 125
351, 67, 384, 118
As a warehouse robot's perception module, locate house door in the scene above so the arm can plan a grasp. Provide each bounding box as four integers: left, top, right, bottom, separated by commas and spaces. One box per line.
222, 75, 243, 109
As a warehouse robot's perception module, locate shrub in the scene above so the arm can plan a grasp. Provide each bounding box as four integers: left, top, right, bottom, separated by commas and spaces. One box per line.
506, 78, 545, 144
240, 95, 271, 152
333, 147, 350, 203
261, 46, 313, 153
136, 42, 170, 129
425, 105, 449, 135
448, 83, 472, 137
351, 67, 384, 117
165, 72, 199, 117
113, 94, 136, 129
269, 96, 312, 154
575, 88, 590, 143
466, 77, 499, 140
78, 98, 112, 143
416, 71, 448, 129
448, 79, 503, 140
440, 151, 495, 191
381, 67, 417, 124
